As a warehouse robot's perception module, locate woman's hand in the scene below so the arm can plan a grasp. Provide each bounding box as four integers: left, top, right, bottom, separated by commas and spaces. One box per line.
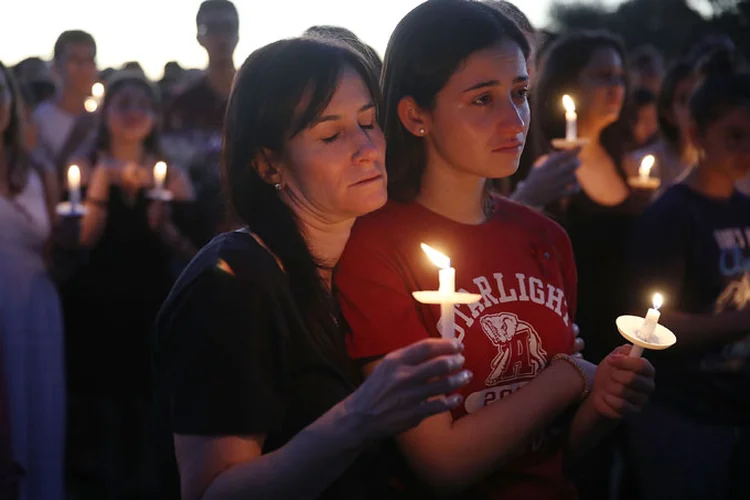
590, 345, 656, 419
343, 338, 471, 441
147, 200, 172, 233
511, 148, 581, 208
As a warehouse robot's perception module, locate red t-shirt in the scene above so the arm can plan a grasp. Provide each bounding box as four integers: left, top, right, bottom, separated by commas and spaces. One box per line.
335, 198, 579, 500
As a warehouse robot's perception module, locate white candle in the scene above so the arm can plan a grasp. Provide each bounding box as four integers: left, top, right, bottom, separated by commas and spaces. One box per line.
421, 243, 456, 339
639, 154, 655, 183
638, 293, 663, 342
562, 94, 577, 141
67, 164, 81, 210
154, 161, 168, 191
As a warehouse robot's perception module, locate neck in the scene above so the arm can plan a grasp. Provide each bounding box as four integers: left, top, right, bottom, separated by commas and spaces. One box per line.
206, 58, 235, 98
109, 138, 145, 164
417, 149, 487, 225
680, 142, 699, 167
282, 192, 354, 288
577, 119, 607, 143
685, 161, 735, 199
56, 87, 86, 115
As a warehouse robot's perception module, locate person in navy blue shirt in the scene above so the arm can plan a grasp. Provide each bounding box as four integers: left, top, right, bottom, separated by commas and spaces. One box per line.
626, 62, 750, 500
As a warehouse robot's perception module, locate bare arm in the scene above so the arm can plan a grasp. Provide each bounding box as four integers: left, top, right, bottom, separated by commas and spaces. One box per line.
177, 338, 470, 500
79, 164, 110, 248
177, 403, 365, 500
363, 358, 585, 491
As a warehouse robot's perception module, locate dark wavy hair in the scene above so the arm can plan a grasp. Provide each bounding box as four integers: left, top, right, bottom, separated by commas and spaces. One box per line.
90, 71, 163, 165
222, 37, 380, 352
690, 55, 750, 135
381, 0, 530, 203
0, 61, 31, 196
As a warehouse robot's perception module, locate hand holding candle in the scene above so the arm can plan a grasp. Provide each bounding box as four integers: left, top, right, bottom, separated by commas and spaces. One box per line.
412, 244, 480, 339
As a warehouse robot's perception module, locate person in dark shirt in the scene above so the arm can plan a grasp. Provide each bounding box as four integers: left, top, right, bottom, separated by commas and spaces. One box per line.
627, 68, 750, 500
162, 0, 240, 245
153, 37, 472, 500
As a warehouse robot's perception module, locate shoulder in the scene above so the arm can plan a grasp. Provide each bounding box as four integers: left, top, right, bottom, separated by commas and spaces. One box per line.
348, 201, 416, 248
165, 77, 208, 112
493, 196, 570, 245
643, 184, 693, 219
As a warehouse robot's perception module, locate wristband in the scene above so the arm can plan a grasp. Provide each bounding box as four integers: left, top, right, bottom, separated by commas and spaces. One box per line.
551, 353, 592, 401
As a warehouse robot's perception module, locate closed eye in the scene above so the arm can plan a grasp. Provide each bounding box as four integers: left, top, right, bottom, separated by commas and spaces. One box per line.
322, 133, 340, 143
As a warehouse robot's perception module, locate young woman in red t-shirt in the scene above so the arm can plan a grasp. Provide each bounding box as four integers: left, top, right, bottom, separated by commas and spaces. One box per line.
335, 1, 656, 498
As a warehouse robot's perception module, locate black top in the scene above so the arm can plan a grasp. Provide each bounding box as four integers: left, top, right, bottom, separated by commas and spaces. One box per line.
628, 184, 750, 425
61, 184, 174, 393
152, 231, 409, 499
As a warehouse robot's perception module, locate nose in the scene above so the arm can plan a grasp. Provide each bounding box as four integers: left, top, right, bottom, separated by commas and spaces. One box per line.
354, 128, 380, 163
496, 99, 526, 137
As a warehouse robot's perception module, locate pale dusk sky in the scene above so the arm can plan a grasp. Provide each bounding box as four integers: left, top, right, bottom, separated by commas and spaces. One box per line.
1, 0, 631, 80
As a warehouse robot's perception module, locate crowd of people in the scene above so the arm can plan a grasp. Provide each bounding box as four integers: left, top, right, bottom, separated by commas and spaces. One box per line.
1, 0, 748, 499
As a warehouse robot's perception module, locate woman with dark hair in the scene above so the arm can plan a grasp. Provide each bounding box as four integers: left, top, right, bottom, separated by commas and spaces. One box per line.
153, 37, 470, 500
631, 59, 698, 192
335, 1, 655, 497
0, 61, 65, 500
59, 70, 195, 497
627, 69, 750, 500
304, 25, 383, 79
484, 1, 582, 211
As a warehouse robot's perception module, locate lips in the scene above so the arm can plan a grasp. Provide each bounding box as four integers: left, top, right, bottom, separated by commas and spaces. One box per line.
353, 172, 383, 186
492, 141, 524, 152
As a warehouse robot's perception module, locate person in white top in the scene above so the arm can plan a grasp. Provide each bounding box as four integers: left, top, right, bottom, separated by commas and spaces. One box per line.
0, 60, 72, 500
32, 30, 98, 174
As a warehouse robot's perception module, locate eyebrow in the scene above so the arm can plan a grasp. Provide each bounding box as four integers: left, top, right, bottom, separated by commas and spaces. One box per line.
463, 76, 530, 93
312, 102, 376, 126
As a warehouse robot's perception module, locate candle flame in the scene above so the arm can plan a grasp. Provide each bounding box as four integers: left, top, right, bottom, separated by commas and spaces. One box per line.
67, 164, 80, 182
91, 82, 105, 98
421, 243, 450, 269
84, 97, 98, 113
639, 155, 655, 178
154, 161, 167, 179
652, 293, 663, 310
562, 94, 576, 113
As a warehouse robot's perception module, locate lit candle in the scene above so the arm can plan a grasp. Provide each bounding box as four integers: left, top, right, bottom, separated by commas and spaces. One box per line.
153, 161, 168, 191
562, 94, 577, 141
639, 155, 655, 183
91, 82, 105, 99
67, 164, 81, 210
84, 97, 98, 113
421, 243, 456, 339
638, 293, 663, 342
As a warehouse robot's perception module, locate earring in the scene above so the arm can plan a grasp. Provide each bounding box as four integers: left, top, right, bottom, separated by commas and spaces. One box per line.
418, 127, 425, 135
274, 183, 282, 191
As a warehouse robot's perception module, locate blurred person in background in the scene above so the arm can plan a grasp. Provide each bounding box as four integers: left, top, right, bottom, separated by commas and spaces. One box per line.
629, 45, 664, 96
0, 60, 67, 500
627, 88, 659, 150
60, 71, 194, 500
12, 58, 56, 108
33, 30, 98, 178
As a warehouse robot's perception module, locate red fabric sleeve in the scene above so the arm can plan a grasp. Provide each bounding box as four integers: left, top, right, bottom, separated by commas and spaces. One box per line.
335, 229, 432, 361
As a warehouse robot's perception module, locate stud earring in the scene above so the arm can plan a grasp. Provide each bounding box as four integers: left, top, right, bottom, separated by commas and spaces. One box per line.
274, 183, 282, 191
418, 128, 425, 135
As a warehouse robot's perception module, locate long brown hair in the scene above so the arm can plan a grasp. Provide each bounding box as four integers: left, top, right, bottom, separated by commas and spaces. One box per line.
0, 61, 31, 196
89, 71, 164, 165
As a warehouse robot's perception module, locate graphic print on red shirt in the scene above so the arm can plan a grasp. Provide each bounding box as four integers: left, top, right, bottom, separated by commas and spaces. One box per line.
335, 199, 579, 499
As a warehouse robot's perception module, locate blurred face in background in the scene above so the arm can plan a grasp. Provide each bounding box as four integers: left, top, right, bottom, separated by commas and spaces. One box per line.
106, 82, 157, 144
694, 106, 750, 182
197, 9, 239, 65
576, 46, 627, 132
632, 102, 659, 147
55, 42, 97, 97
671, 75, 698, 148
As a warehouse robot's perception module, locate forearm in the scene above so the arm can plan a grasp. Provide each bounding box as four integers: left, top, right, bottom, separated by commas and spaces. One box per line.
662, 310, 750, 348
400, 361, 582, 490
203, 403, 367, 500
565, 396, 618, 462
79, 203, 107, 247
